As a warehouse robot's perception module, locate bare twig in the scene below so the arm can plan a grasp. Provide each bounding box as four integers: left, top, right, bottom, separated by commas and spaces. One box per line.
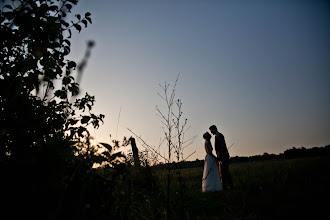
182, 150, 196, 161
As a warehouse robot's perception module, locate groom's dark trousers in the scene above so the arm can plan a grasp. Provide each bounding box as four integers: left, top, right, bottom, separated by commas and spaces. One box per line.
215, 132, 233, 190
218, 160, 233, 190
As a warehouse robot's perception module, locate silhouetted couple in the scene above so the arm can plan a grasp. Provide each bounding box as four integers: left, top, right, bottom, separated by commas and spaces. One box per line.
202, 125, 233, 192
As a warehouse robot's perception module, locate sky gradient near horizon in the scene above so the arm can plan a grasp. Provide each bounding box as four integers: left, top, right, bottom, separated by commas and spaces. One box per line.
67, 0, 329, 161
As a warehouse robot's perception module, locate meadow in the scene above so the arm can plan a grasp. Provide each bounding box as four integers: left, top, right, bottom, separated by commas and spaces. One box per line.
1, 2, 328, 219
150, 156, 329, 219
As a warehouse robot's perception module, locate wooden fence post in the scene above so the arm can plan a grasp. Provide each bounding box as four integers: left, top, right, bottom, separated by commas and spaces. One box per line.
130, 137, 140, 166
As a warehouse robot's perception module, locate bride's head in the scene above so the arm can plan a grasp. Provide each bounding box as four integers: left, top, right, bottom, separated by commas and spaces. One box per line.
203, 132, 211, 141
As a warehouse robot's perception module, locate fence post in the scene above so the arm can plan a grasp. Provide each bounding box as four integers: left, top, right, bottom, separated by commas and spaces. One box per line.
130, 137, 140, 166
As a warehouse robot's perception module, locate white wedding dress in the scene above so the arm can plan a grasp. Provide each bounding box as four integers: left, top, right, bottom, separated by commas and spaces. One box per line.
202, 141, 223, 192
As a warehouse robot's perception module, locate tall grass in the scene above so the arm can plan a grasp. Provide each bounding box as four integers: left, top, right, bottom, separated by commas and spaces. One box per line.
153, 156, 329, 219
97, 156, 328, 219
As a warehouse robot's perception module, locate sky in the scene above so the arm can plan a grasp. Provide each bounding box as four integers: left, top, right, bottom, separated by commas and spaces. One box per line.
67, 0, 329, 161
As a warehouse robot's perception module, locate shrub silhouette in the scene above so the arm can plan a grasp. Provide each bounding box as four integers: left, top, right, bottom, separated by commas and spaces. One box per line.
0, 1, 122, 219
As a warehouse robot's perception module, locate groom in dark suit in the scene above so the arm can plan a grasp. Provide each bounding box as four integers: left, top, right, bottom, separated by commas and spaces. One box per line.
209, 125, 233, 190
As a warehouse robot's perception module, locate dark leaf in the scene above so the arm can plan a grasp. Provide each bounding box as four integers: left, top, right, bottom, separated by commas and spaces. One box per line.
82, 19, 88, 28
62, 76, 71, 86
67, 61, 76, 69
85, 12, 91, 17
73, 24, 81, 32
68, 119, 78, 125
87, 104, 92, 111
86, 17, 92, 24
64, 46, 70, 55
99, 143, 112, 152
4, 5, 13, 10
77, 126, 87, 136
81, 116, 90, 124
55, 90, 67, 99
64, 39, 71, 46
112, 152, 126, 158
68, 83, 79, 96
61, 20, 69, 28
67, 0, 78, 4
65, 4, 72, 12
68, 29, 72, 38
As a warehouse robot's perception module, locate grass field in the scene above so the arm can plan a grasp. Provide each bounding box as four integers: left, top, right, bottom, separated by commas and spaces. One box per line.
153, 156, 329, 219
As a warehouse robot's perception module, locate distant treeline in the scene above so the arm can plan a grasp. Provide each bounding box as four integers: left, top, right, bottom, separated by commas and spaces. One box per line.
153, 145, 330, 170
230, 145, 330, 163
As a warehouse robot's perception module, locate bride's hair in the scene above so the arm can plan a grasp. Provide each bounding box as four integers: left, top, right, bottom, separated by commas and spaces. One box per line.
203, 132, 211, 140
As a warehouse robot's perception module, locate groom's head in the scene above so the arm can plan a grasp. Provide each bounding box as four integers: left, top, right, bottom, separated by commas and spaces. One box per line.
209, 125, 218, 135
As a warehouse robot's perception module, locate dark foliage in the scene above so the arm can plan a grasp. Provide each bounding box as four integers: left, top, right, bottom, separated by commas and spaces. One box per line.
0, 1, 124, 219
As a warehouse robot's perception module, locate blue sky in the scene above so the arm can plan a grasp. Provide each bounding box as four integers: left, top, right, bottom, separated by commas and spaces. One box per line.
68, 0, 329, 160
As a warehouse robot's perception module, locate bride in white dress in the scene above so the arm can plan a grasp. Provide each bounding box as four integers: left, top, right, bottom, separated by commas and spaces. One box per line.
202, 132, 223, 192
